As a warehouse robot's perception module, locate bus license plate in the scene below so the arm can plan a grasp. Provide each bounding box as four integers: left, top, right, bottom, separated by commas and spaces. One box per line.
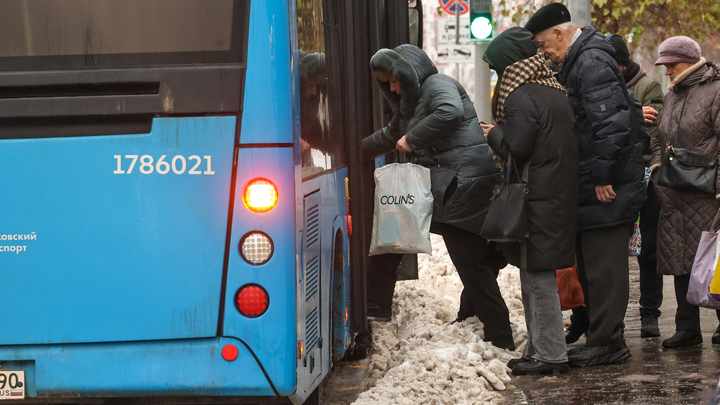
0, 371, 25, 400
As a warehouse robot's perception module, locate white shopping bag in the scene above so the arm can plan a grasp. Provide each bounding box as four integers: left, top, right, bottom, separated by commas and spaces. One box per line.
369, 163, 433, 255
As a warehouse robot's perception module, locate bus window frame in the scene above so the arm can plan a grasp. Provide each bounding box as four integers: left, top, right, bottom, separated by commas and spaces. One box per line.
0, 0, 249, 70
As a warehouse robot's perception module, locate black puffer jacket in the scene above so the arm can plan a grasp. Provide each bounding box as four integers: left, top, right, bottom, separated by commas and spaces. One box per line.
487, 83, 579, 271
558, 26, 647, 231
363, 45, 501, 234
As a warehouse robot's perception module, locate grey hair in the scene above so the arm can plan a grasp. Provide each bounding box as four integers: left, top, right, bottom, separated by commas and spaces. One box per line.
557, 21, 574, 33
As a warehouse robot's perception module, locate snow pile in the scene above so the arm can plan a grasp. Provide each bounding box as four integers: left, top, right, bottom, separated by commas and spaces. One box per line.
353, 235, 528, 405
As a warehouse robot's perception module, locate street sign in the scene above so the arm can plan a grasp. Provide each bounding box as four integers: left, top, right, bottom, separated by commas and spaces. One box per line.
436, 17, 471, 44
436, 44, 474, 64
436, 17, 473, 64
439, 0, 469, 15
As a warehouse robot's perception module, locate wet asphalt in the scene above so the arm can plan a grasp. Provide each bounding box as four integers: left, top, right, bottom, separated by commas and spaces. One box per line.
501, 258, 720, 405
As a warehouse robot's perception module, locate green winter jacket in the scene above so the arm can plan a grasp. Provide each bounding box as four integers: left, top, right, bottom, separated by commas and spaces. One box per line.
627, 72, 664, 165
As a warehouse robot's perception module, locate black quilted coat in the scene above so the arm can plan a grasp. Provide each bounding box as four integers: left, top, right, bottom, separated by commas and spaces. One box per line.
558, 26, 647, 231
650, 61, 720, 276
362, 45, 501, 235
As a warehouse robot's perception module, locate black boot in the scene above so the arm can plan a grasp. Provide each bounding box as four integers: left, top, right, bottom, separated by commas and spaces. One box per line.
712, 326, 720, 345
713, 326, 720, 344
641, 317, 660, 338
567, 342, 631, 367
507, 357, 530, 369
662, 330, 702, 349
565, 306, 589, 344
512, 359, 569, 376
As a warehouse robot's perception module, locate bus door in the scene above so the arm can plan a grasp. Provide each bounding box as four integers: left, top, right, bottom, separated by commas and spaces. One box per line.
0, 0, 248, 346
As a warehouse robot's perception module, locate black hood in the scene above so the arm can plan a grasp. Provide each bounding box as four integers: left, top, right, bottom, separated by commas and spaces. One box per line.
483, 27, 537, 77
560, 26, 616, 79
370, 44, 438, 118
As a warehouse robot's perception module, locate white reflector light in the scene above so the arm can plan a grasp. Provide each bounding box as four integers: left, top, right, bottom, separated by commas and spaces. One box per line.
240, 231, 274, 265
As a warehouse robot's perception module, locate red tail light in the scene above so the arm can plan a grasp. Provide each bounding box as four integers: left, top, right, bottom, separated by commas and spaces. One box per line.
235, 284, 269, 317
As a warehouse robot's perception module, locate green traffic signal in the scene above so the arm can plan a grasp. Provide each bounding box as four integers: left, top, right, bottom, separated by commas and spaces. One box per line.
470, 15, 492, 39
469, 0, 492, 39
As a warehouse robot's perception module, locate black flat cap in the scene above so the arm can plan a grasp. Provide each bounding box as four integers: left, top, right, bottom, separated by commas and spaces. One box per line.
524, 3, 572, 35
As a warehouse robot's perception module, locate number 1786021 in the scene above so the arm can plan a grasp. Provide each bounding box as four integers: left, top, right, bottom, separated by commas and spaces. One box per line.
113, 155, 215, 175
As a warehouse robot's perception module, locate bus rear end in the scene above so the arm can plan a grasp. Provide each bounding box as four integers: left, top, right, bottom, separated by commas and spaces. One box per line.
0, 0, 305, 402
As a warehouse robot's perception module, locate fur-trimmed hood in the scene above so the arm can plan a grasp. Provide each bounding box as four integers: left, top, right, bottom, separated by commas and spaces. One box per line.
370, 44, 438, 119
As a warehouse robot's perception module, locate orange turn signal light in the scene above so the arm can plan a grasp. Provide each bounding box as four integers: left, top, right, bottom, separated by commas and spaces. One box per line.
243, 179, 278, 213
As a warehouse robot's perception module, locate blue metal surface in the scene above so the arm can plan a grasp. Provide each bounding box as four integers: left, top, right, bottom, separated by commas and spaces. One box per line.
0, 338, 273, 396
223, 147, 298, 396
0, 117, 235, 345
240, 0, 293, 144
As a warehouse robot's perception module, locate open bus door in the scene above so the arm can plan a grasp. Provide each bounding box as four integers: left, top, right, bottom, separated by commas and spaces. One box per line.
343, 0, 423, 358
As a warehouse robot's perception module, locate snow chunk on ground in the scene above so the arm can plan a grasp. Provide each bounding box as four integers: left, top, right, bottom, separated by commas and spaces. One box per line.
353, 235, 528, 405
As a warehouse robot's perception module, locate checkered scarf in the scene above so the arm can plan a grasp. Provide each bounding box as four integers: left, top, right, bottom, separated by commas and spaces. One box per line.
495, 53, 565, 124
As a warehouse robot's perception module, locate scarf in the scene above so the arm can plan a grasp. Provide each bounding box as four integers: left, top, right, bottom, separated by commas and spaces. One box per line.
495, 53, 566, 124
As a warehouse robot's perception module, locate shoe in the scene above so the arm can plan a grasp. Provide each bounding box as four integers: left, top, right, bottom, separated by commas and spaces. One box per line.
565, 323, 588, 344
662, 330, 702, 349
641, 317, 661, 338
567, 343, 631, 367
367, 305, 391, 322
512, 359, 569, 376
565, 307, 590, 344
490, 338, 515, 351
507, 357, 530, 369
713, 326, 720, 345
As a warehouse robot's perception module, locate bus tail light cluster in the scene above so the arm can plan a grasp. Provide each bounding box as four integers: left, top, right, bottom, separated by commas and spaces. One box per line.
239, 231, 273, 265
235, 284, 269, 317
243, 179, 278, 213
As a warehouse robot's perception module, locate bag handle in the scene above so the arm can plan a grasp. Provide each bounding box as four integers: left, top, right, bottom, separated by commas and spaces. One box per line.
711, 207, 720, 233
507, 154, 529, 184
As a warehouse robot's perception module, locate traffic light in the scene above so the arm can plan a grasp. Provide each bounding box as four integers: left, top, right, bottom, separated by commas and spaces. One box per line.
469, 0, 493, 39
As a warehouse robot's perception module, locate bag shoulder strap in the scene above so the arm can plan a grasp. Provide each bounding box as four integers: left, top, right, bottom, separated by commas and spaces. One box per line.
711, 207, 720, 233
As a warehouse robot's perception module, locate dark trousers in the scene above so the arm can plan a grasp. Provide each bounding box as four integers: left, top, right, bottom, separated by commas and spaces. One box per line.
638, 182, 663, 319
673, 274, 720, 331
576, 224, 632, 346
366, 223, 513, 347
366, 254, 403, 311
435, 223, 513, 347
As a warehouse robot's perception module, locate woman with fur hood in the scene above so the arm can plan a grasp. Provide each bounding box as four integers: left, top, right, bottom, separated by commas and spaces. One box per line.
362, 44, 514, 351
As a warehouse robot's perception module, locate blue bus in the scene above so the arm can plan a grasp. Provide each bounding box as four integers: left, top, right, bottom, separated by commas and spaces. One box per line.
0, 1, 420, 404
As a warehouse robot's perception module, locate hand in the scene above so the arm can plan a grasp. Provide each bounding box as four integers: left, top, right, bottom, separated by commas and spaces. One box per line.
396, 135, 413, 153
595, 184, 617, 203
480, 123, 494, 139
642, 106, 658, 124
301, 139, 311, 154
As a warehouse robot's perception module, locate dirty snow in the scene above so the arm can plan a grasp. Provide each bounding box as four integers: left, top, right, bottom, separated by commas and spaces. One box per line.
352, 235, 533, 405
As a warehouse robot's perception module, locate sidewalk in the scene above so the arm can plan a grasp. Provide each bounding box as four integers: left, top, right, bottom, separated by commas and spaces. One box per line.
502, 258, 720, 405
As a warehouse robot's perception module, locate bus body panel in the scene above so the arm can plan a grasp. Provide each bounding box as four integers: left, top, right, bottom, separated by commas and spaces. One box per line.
293, 169, 349, 401
1, 117, 235, 345
240, 0, 293, 145
0, 338, 274, 396
223, 147, 298, 395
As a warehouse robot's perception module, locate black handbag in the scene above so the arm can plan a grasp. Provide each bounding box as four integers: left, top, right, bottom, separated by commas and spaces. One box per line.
480, 155, 529, 242
657, 143, 717, 194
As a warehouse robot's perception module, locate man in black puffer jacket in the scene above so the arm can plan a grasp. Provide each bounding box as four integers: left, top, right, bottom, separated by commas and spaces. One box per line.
363, 44, 515, 350
526, 4, 647, 367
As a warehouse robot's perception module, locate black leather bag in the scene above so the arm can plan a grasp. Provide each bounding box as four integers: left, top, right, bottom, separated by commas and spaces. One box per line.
657, 144, 717, 194
480, 155, 529, 242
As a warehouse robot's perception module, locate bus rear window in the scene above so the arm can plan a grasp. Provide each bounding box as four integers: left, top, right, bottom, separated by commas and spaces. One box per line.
0, 0, 246, 69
